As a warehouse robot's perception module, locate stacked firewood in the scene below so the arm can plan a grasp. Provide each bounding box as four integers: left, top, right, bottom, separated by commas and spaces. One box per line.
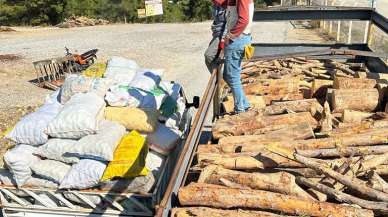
173, 57, 388, 217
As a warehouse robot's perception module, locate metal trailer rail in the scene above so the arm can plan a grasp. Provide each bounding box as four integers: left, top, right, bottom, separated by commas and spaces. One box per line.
155, 6, 388, 217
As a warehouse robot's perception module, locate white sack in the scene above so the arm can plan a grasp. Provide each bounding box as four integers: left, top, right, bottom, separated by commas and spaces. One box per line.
129, 70, 162, 91
147, 123, 181, 156
6, 91, 62, 145
104, 56, 139, 83
68, 120, 125, 161
60, 75, 112, 104
46, 92, 105, 139
36, 139, 79, 164
105, 84, 166, 109
3, 145, 40, 187
31, 160, 71, 184
59, 159, 106, 190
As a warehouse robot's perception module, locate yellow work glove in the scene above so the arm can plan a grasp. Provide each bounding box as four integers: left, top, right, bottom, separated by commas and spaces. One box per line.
244, 44, 255, 61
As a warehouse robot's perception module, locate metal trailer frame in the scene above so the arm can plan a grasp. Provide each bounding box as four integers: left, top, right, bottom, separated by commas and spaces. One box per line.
0, 89, 195, 217
155, 6, 388, 217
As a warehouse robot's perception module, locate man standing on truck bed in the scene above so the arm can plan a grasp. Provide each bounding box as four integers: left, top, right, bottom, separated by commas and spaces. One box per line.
204, 0, 227, 73
223, 0, 254, 113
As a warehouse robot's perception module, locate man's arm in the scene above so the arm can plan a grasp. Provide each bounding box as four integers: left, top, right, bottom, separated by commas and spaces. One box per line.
229, 0, 251, 38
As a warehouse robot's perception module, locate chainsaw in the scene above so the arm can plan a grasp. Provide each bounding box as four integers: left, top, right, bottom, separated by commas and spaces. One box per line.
33, 48, 98, 90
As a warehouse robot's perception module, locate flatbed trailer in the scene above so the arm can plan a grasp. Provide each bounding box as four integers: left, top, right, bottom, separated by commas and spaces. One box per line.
155, 6, 388, 217
0, 6, 387, 217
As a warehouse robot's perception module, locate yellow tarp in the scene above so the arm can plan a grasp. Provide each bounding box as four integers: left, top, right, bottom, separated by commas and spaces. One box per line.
82, 63, 106, 78
101, 131, 148, 181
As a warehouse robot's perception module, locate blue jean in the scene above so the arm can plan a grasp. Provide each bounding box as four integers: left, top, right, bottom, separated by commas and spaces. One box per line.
224, 35, 251, 112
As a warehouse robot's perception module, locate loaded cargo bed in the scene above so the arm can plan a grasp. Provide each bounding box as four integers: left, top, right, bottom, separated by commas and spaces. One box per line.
156, 6, 388, 217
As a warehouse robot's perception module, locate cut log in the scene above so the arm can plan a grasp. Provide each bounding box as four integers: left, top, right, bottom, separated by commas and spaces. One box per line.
263, 92, 304, 105
297, 176, 388, 212
355, 71, 388, 80
297, 145, 388, 158
197, 152, 303, 170
331, 88, 379, 112
243, 78, 299, 96
333, 77, 376, 89
178, 183, 373, 217
294, 153, 388, 202
342, 110, 374, 123
222, 95, 266, 113
264, 98, 323, 116
220, 127, 388, 153
280, 164, 388, 178
171, 207, 291, 217
320, 101, 332, 133
310, 79, 333, 99
368, 170, 388, 194
198, 165, 314, 201
218, 123, 315, 147
335, 118, 388, 133
212, 111, 318, 139
197, 144, 221, 154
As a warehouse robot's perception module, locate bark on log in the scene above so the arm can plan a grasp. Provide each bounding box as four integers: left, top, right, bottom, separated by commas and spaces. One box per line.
243, 78, 299, 96
297, 145, 388, 158
263, 92, 304, 105
198, 165, 314, 201
171, 207, 290, 217
331, 88, 379, 113
294, 153, 388, 202
333, 77, 377, 89
178, 183, 373, 217
213, 111, 318, 139
222, 95, 266, 113
342, 110, 374, 123
220, 127, 388, 153
298, 176, 388, 212
310, 79, 333, 98
335, 118, 388, 133
264, 98, 323, 116
218, 123, 314, 147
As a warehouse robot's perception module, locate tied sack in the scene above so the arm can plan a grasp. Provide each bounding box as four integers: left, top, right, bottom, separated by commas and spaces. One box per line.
68, 120, 126, 161
147, 123, 182, 156
46, 92, 106, 139
60, 159, 107, 190
104, 56, 139, 83
129, 70, 163, 91
31, 160, 71, 184
60, 75, 111, 104
101, 131, 148, 181
6, 91, 62, 145
105, 107, 159, 133
4, 145, 40, 187
35, 139, 79, 164
105, 85, 167, 109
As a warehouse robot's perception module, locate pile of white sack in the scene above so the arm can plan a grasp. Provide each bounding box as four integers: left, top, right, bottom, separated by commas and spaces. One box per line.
2, 56, 186, 194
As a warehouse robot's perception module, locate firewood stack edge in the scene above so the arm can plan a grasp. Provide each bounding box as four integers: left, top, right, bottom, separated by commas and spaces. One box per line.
173, 57, 388, 217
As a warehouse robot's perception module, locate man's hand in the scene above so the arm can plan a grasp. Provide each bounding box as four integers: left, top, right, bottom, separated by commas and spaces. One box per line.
223, 33, 236, 46
218, 40, 225, 50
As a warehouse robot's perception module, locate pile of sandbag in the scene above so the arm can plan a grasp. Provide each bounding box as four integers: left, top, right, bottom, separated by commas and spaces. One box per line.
3, 56, 186, 195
